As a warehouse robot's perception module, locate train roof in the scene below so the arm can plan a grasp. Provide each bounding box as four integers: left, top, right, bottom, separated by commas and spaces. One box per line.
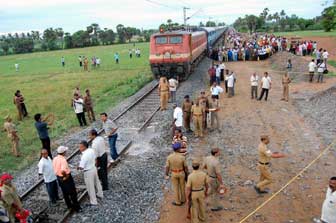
151, 30, 205, 37
200, 26, 226, 32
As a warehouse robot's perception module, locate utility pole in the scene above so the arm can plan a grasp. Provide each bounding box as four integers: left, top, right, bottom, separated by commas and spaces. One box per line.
183, 7, 190, 27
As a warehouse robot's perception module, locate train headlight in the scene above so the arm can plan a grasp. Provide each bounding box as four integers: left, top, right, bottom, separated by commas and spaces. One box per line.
156, 53, 161, 56
164, 52, 171, 58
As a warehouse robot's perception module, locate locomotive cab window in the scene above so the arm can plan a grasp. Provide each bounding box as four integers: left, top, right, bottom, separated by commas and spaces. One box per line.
169, 36, 182, 44
155, 36, 168, 44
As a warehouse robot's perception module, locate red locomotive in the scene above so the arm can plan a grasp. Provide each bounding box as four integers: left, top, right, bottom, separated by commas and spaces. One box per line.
149, 27, 226, 80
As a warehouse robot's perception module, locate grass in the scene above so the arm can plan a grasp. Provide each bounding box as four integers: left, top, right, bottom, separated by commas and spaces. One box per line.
328, 60, 336, 68
273, 30, 336, 37
0, 42, 152, 172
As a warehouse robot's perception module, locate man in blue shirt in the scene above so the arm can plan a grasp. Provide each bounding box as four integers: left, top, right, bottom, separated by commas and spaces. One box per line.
34, 113, 55, 158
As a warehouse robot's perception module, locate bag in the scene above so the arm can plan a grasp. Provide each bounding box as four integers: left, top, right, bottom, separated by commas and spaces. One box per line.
323, 69, 328, 74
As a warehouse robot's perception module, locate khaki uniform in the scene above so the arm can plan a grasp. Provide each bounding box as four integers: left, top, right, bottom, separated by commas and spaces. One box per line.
198, 96, 209, 129
203, 155, 221, 209
84, 58, 89, 71
182, 100, 192, 131
159, 78, 170, 110
282, 76, 291, 101
13, 97, 22, 121
3, 121, 19, 156
84, 95, 96, 122
187, 170, 207, 223
0, 184, 22, 223
166, 152, 187, 205
256, 142, 272, 191
209, 99, 219, 130
191, 105, 204, 137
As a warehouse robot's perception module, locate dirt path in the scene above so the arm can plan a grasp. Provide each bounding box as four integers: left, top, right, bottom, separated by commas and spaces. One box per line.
159, 59, 336, 223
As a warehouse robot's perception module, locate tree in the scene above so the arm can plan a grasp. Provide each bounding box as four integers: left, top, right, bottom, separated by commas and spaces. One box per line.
217, 22, 226, 26
55, 28, 64, 49
205, 21, 216, 27
72, 30, 91, 47
245, 15, 259, 33
199, 22, 205, 27
116, 24, 126, 43
0, 41, 10, 55
12, 38, 34, 54
321, 4, 336, 31
43, 28, 59, 50
64, 32, 73, 49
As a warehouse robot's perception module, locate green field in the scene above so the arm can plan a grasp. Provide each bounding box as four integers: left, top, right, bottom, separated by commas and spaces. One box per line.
273, 30, 336, 37
0, 42, 152, 172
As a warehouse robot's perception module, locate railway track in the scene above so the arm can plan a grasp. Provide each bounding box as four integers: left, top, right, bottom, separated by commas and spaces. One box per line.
20, 81, 161, 223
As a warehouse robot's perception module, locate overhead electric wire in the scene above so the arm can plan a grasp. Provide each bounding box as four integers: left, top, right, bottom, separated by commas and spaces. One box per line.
144, 0, 179, 10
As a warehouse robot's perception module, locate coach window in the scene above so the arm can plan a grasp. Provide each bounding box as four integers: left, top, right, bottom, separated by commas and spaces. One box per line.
155, 36, 168, 44
169, 36, 182, 44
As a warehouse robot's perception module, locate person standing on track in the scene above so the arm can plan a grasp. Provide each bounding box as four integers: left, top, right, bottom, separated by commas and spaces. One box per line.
3, 116, 20, 157
321, 176, 336, 223
34, 113, 55, 158
168, 77, 178, 103
78, 141, 103, 206
158, 77, 170, 111
165, 142, 189, 206
182, 95, 193, 133
254, 135, 285, 194
191, 100, 204, 138
89, 129, 109, 191
203, 148, 227, 211
101, 113, 119, 163
172, 104, 183, 137
210, 82, 223, 100
38, 149, 60, 206
53, 146, 81, 212
186, 158, 208, 222
250, 72, 259, 99
208, 96, 220, 131
258, 72, 272, 101
281, 73, 291, 102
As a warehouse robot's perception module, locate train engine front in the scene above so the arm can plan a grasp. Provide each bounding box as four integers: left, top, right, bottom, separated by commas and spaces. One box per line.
149, 30, 192, 80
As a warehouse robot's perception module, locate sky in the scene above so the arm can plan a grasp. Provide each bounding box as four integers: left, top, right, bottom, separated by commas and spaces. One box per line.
0, 0, 333, 35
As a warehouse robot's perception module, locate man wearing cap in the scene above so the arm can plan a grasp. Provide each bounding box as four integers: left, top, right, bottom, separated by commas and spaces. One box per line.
89, 129, 108, 191
198, 91, 209, 130
38, 149, 60, 206
165, 142, 189, 206
254, 135, 285, 194
159, 77, 170, 111
191, 100, 205, 138
0, 173, 22, 223
203, 148, 227, 211
78, 141, 103, 206
182, 95, 193, 133
53, 146, 81, 212
186, 158, 208, 223
3, 116, 20, 157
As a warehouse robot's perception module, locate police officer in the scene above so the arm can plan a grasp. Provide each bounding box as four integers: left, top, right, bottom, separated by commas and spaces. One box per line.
208, 96, 220, 132
198, 91, 209, 129
254, 135, 285, 194
281, 73, 291, 102
186, 158, 208, 223
3, 116, 20, 157
191, 100, 204, 138
165, 142, 189, 206
182, 95, 193, 133
203, 148, 227, 211
159, 77, 170, 111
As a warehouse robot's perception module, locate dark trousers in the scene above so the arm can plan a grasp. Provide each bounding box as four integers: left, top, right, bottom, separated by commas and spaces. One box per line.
40, 137, 52, 158
225, 80, 228, 93
57, 174, 80, 211
309, 72, 314, 82
45, 180, 60, 203
251, 86, 258, 99
76, 112, 87, 126
317, 73, 324, 83
108, 134, 119, 160
97, 153, 108, 190
21, 103, 28, 117
258, 88, 269, 101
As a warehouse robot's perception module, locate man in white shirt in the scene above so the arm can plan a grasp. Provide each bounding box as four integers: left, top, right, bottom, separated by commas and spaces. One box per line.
210, 82, 223, 99
101, 112, 118, 162
168, 77, 178, 103
258, 72, 271, 101
89, 129, 108, 191
321, 177, 336, 223
322, 49, 329, 68
308, 59, 317, 82
219, 62, 225, 80
250, 72, 259, 99
38, 149, 60, 205
215, 65, 221, 85
172, 104, 183, 136
317, 62, 326, 83
227, 72, 235, 98
78, 140, 103, 206
72, 93, 87, 126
